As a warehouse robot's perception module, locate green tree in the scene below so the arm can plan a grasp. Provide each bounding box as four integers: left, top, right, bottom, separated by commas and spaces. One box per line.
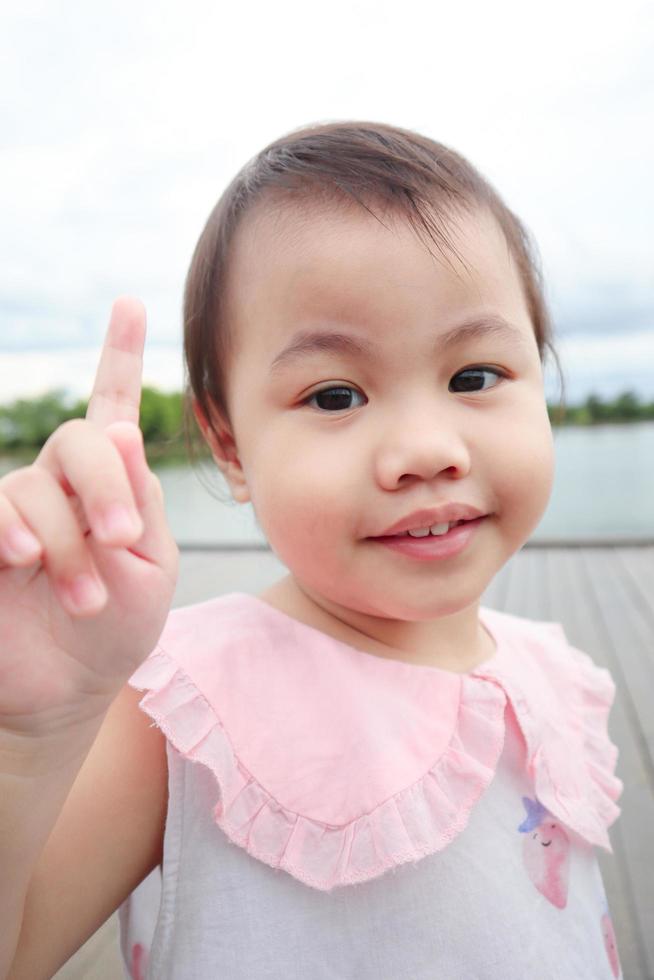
139, 387, 184, 443
584, 393, 608, 423
612, 390, 641, 421
0, 390, 79, 448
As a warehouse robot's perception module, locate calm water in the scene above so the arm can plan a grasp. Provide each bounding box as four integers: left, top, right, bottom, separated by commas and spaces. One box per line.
2, 422, 653, 543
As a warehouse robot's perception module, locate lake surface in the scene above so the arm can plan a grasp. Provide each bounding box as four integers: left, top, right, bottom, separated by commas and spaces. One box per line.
2, 422, 653, 543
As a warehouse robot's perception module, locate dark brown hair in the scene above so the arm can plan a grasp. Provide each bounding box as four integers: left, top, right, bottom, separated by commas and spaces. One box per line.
183, 120, 565, 452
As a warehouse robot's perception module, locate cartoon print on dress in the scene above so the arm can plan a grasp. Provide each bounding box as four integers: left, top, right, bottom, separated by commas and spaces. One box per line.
518, 796, 570, 909
600, 901, 621, 978
130, 942, 149, 980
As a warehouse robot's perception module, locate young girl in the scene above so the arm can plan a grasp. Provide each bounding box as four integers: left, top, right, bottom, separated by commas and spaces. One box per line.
1, 122, 623, 979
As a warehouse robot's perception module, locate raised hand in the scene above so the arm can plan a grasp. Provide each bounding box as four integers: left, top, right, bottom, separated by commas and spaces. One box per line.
0, 298, 179, 739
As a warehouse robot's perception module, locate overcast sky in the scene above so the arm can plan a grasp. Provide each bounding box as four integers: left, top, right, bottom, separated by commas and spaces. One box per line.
1, 0, 653, 405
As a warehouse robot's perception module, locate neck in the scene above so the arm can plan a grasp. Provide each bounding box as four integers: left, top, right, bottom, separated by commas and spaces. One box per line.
260, 575, 495, 673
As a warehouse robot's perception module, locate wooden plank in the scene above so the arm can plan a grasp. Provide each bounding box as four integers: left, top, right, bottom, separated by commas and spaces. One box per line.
173, 549, 286, 608
580, 549, 654, 977
545, 548, 650, 979
580, 549, 654, 771
498, 546, 531, 615
614, 547, 654, 639
480, 551, 512, 610
518, 546, 550, 621
511, 544, 553, 620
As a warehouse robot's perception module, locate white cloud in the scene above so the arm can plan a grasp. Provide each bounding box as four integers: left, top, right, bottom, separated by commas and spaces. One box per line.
555, 329, 654, 402
1, 0, 652, 369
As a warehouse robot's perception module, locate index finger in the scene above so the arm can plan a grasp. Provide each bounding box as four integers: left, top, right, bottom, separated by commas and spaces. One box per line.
86, 297, 146, 429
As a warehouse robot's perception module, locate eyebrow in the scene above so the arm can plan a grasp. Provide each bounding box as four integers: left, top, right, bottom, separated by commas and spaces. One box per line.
270, 331, 374, 372
435, 315, 528, 352
269, 315, 527, 373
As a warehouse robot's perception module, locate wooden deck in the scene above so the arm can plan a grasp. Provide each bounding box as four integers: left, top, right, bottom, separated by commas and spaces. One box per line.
55, 543, 654, 980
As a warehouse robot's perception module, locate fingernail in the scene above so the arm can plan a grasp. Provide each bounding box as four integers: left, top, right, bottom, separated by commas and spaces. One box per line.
4, 526, 42, 561
98, 504, 142, 541
64, 574, 107, 612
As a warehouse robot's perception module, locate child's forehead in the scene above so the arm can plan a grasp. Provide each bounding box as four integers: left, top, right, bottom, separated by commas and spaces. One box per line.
229, 197, 518, 318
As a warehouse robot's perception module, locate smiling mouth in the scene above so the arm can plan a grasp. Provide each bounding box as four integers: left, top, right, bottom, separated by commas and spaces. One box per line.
394, 519, 469, 538
367, 516, 488, 561
373, 516, 485, 541
376, 506, 490, 538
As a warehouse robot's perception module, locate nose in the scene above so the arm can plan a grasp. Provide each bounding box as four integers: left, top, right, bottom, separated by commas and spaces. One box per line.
374, 403, 472, 490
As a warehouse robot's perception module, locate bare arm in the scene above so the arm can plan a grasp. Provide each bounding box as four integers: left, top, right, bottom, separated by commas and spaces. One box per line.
0, 715, 108, 975
7, 685, 167, 980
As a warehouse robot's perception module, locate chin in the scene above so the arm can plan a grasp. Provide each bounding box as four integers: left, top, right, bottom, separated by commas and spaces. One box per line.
337, 588, 481, 623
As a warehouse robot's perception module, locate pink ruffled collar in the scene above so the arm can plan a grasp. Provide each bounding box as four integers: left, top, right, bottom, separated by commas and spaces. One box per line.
128, 593, 622, 892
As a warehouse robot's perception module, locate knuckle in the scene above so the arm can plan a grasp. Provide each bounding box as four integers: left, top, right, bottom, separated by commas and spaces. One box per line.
0, 488, 17, 519
0, 468, 21, 496
49, 416, 89, 444
1, 464, 42, 495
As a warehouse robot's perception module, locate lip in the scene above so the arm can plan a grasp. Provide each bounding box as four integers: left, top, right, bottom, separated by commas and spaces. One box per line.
372, 516, 488, 561
376, 504, 489, 538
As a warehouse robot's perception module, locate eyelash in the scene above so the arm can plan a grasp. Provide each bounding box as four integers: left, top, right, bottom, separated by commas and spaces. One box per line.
305, 366, 508, 412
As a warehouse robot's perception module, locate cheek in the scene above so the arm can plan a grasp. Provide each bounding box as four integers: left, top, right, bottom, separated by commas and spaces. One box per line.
493, 407, 555, 516
244, 432, 359, 546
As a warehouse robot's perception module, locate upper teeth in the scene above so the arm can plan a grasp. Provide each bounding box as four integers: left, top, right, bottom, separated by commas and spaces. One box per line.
406, 521, 461, 537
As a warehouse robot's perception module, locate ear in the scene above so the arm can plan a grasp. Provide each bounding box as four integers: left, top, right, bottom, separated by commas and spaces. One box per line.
192, 399, 250, 503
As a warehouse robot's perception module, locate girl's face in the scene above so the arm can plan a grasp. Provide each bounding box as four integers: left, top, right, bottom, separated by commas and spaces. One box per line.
215, 201, 555, 627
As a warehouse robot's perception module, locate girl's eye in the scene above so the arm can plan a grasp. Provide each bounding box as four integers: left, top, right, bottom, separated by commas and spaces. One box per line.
449, 367, 506, 393
307, 386, 366, 412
